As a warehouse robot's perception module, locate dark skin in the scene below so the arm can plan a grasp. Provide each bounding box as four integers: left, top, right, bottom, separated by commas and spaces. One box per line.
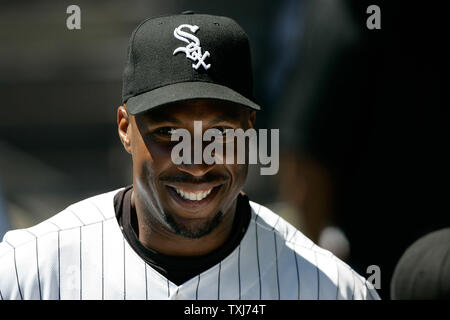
117, 99, 256, 257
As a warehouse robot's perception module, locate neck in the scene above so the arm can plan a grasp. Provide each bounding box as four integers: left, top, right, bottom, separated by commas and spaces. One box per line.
131, 191, 238, 256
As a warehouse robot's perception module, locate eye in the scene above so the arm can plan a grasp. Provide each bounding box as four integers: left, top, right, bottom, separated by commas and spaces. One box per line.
214, 126, 233, 136
154, 127, 177, 136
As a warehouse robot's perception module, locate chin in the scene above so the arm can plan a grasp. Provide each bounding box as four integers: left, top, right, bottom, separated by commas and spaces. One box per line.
163, 208, 224, 239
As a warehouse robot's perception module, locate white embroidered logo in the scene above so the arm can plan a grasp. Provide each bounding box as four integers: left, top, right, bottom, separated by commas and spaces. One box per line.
173, 24, 211, 70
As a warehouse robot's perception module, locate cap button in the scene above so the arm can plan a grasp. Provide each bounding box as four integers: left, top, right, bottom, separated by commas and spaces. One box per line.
181, 10, 195, 15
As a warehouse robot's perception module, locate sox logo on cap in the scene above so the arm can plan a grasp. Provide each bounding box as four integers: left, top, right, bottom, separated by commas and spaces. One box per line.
173, 24, 211, 70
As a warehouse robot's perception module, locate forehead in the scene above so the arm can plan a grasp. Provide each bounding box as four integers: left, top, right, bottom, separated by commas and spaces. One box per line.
136, 99, 248, 124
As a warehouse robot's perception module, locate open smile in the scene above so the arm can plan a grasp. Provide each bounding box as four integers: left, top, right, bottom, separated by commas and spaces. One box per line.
173, 187, 213, 201
165, 183, 223, 210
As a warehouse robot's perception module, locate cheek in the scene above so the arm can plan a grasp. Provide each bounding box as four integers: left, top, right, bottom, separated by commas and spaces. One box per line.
131, 136, 152, 180
131, 137, 174, 186
218, 164, 247, 213
227, 164, 248, 191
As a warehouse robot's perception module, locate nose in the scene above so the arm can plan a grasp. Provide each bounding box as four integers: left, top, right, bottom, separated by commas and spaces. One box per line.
177, 163, 215, 177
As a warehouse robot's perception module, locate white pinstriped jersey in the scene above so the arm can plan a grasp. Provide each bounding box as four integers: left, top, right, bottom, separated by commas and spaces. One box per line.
0, 188, 380, 300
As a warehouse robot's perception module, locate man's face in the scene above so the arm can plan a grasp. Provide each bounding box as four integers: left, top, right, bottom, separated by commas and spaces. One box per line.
119, 99, 255, 239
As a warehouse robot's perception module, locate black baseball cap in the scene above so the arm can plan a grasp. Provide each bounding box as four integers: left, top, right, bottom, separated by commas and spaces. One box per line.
390, 228, 450, 300
122, 12, 261, 114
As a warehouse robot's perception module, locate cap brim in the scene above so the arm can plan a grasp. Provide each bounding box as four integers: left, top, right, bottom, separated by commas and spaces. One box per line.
125, 81, 261, 115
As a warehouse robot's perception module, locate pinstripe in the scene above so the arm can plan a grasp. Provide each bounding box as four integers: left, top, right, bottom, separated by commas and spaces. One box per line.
217, 262, 221, 300
4, 241, 23, 299
195, 274, 200, 300
351, 270, 356, 300
145, 264, 148, 300
274, 233, 280, 299
89, 201, 107, 219
271, 216, 281, 231
13, 247, 23, 299
46, 221, 61, 300
25, 230, 42, 300
353, 272, 376, 300
288, 229, 298, 243
314, 251, 319, 300
69, 209, 85, 226
167, 280, 170, 298
255, 215, 261, 299
366, 282, 377, 300
34, 235, 42, 299
271, 215, 281, 299
335, 259, 339, 300
293, 247, 300, 299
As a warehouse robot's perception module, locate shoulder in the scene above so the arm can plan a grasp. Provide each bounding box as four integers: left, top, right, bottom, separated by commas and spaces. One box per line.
248, 201, 380, 300
1, 188, 122, 247
249, 200, 313, 249
0, 188, 123, 300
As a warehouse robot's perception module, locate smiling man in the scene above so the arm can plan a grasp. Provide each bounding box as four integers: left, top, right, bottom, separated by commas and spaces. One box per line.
118, 100, 254, 258
0, 12, 379, 300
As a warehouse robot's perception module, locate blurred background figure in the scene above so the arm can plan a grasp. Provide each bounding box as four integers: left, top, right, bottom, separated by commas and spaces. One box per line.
391, 228, 450, 300
1, 0, 448, 300
270, 0, 361, 262
273, 0, 450, 299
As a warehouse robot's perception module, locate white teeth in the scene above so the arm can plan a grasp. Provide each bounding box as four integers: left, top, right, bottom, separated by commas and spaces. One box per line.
174, 187, 212, 201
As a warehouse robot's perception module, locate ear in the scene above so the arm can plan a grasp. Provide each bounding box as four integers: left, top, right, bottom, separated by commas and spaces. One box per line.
248, 111, 256, 129
117, 105, 132, 154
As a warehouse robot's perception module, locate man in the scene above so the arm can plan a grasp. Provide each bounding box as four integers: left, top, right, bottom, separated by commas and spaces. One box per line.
0, 12, 379, 300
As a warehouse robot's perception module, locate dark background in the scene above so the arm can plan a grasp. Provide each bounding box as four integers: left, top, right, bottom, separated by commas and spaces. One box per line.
1, 1, 448, 299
